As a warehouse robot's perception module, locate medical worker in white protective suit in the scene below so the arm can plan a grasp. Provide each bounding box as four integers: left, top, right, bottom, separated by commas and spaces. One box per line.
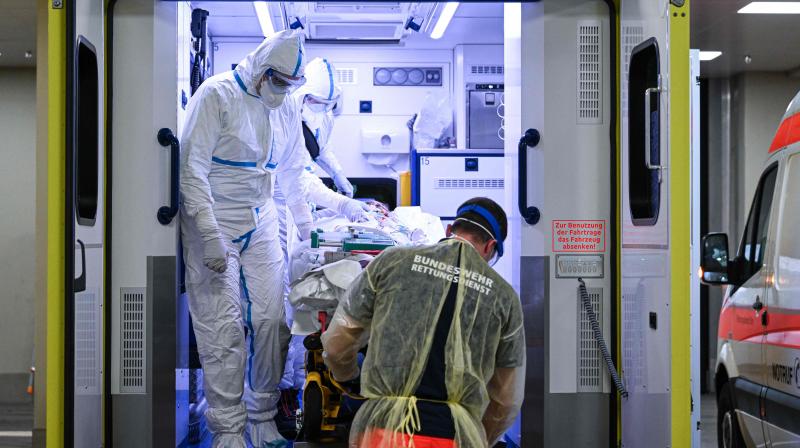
321, 197, 526, 448
294, 57, 353, 197
276, 57, 357, 395
180, 30, 371, 448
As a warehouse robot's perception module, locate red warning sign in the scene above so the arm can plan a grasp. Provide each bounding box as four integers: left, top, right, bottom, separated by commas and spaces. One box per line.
552, 220, 606, 253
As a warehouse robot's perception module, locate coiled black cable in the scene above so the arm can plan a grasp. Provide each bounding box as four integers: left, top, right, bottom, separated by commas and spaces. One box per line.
578, 278, 628, 398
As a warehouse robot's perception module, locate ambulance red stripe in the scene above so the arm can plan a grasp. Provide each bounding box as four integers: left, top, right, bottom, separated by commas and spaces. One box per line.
769, 111, 800, 153
718, 305, 800, 349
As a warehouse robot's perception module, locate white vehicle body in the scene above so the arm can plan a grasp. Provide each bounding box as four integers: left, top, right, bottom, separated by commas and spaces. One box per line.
711, 90, 800, 448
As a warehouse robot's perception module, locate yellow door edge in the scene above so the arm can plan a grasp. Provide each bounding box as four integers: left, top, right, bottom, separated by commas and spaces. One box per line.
46, 1, 66, 447
669, 1, 692, 446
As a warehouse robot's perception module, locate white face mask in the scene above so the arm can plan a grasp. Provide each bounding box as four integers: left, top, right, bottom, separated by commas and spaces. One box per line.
259, 77, 288, 109
302, 106, 323, 130
306, 102, 327, 113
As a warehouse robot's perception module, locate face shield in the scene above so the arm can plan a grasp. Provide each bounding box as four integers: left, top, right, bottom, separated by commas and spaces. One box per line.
305, 94, 338, 113
454, 203, 505, 266
264, 67, 306, 95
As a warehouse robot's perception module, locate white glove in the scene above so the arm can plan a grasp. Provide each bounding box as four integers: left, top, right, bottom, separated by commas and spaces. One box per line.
203, 236, 229, 273
333, 173, 354, 198
339, 199, 371, 222
297, 222, 315, 241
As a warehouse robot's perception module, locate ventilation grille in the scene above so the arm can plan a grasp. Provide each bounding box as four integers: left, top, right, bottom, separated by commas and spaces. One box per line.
470, 65, 504, 75
75, 291, 100, 394
622, 288, 645, 390
577, 21, 602, 124
336, 68, 357, 85
577, 287, 604, 392
622, 25, 644, 118
435, 178, 504, 189
120, 288, 146, 394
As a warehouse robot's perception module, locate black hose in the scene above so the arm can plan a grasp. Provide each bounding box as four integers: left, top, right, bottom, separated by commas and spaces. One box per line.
578, 278, 628, 398
190, 59, 202, 95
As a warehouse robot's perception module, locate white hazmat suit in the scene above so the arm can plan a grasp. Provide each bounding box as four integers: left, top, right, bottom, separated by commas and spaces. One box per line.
180, 31, 362, 448
276, 58, 364, 390
295, 57, 353, 197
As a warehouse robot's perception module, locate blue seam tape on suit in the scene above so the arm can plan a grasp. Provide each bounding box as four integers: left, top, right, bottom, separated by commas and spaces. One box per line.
212, 156, 258, 168
324, 59, 334, 100
240, 267, 255, 387
292, 37, 303, 77
233, 71, 259, 99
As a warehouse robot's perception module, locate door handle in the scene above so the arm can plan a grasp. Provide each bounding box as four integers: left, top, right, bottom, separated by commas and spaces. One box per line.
156, 128, 180, 225
517, 129, 541, 225
74, 239, 86, 293
752, 295, 763, 312
644, 86, 663, 183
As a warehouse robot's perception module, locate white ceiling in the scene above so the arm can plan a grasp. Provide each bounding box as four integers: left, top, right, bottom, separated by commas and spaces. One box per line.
0, 0, 37, 67
692, 0, 800, 78
7, 0, 795, 76
194, 1, 504, 48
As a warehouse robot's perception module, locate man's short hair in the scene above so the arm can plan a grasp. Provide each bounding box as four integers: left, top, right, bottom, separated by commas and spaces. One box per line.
451, 197, 508, 244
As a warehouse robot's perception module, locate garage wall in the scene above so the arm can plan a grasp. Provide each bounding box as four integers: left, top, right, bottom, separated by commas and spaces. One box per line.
735, 72, 800, 217
0, 68, 36, 403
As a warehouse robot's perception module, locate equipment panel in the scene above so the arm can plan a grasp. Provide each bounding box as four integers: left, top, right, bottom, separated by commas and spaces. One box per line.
373, 66, 443, 86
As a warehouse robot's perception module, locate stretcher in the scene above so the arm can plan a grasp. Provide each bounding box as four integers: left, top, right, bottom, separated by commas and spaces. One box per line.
288, 206, 444, 443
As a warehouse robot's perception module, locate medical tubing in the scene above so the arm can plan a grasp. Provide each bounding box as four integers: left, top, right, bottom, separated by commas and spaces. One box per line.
578, 279, 628, 398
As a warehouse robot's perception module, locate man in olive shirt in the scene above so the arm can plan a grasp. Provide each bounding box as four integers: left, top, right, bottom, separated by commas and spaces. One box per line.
322, 197, 525, 447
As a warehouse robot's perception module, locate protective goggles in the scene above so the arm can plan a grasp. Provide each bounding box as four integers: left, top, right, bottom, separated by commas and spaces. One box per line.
305, 94, 338, 112
265, 68, 306, 94
455, 204, 504, 259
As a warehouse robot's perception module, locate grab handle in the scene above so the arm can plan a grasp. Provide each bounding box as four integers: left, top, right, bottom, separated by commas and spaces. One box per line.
74, 239, 86, 293
156, 128, 180, 225
644, 86, 663, 182
518, 129, 541, 225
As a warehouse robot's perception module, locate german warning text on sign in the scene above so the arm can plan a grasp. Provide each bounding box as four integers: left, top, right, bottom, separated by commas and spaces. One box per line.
552, 220, 606, 253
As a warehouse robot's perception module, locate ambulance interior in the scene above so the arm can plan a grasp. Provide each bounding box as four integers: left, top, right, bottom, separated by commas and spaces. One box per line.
176, 2, 512, 446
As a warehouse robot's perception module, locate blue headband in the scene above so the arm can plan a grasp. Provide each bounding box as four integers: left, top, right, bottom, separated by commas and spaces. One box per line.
456, 204, 504, 258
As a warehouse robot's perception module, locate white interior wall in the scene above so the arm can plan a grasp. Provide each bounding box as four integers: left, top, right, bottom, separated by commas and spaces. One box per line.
0, 68, 36, 389
211, 41, 453, 182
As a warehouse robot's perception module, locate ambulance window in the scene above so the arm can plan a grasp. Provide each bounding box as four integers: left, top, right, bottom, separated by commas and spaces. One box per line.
627, 38, 661, 226
738, 164, 778, 279
778, 154, 800, 268
75, 37, 99, 226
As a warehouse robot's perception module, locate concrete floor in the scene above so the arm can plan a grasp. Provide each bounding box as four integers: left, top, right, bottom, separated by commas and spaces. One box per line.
702, 393, 718, 448
0, 402, 33, 448
0, 396, 720, 448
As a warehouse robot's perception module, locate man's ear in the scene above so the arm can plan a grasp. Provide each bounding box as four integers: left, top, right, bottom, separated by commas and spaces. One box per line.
485, 239, 497, 256
445, 224, 453, 237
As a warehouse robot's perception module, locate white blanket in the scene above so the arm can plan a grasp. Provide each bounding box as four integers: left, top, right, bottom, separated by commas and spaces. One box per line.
287, 206, 443, 335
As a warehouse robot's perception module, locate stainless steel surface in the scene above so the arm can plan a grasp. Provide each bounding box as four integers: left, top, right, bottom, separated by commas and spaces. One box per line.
466, 84, 504, 149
